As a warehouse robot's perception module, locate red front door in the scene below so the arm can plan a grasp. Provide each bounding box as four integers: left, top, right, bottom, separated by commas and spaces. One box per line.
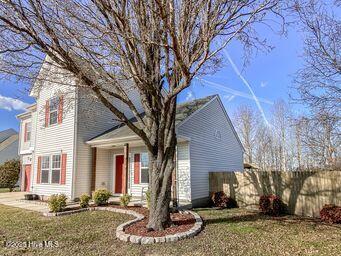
24, 165, 31, 192
115, 155, 124, 193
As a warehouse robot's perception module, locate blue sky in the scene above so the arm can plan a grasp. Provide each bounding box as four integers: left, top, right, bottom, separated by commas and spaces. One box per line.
0, 23, 304, 132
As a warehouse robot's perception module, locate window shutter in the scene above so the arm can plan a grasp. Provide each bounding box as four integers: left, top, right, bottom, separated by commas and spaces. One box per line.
58, 95, 63, 124
24, 123, 27, 142
36, 156, 41, 184
45, 100, 50, 127
60, 153, 67, 185
134, 154, 140, 184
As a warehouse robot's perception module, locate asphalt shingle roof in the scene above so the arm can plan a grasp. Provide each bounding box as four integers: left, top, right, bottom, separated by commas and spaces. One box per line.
89, 95, 216, 142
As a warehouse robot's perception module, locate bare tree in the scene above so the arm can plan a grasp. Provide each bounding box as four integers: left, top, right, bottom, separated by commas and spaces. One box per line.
293, 0, 341, 115
233, 105, 257, 164
0, 0, 285, 230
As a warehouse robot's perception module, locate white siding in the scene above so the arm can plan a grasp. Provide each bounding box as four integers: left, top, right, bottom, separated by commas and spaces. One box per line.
74, 88, 117, 198
94, 148, 111, 190
177, 142, 191, 201
31, 67, 77, 198
177, 97, 244, 202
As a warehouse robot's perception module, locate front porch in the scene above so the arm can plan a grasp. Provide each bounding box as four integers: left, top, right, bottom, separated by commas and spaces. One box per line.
87, 130, 192, 206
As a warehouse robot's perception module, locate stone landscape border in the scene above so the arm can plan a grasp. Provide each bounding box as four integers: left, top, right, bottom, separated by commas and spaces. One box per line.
42, 206, 203, 244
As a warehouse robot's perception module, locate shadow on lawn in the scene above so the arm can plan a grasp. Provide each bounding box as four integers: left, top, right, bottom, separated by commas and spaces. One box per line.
201, 209, 341, 229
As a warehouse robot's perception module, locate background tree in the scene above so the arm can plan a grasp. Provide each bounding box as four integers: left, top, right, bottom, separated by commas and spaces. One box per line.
0, 0, 286, 230
0, 159, 20, 192
293, 0, 341, 115
233, 106, 257, 164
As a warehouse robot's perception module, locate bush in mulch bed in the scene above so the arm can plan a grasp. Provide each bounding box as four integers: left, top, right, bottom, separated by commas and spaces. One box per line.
320, 204, 341, 224
48, 194, 67, 213
211, 191, 238, 209
259, 194, 285, 216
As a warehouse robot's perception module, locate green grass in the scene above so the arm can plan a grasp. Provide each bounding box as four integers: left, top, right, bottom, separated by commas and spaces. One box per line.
0, 206, 340, 256
0, 187, 20, 193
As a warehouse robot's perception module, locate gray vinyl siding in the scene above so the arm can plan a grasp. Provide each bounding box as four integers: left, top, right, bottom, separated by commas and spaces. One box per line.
177, 97, 243, 201
32, 72, 76, 198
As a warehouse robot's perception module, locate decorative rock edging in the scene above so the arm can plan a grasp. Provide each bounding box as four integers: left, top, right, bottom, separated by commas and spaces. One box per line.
116, 210, 203, 244
43, 208, 88, 217
42, 206, 203, 244
17, 199, 48, 206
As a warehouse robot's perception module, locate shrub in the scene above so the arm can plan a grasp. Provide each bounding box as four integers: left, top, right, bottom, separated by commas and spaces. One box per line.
79, 194, 91, 208
211, 191, 238, 209
320, 204, 341, 224
92, 189, 111, 206
145, 189, 151, 209
120, 194, 132, 207
259, 194, 284, 216
0, 159, 20, 191
48, 194, 67, 213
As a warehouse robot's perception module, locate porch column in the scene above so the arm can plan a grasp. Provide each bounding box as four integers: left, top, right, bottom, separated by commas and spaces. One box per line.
90, 147, 97, 193
123, 143, 129, 194
172, 148, 178, 208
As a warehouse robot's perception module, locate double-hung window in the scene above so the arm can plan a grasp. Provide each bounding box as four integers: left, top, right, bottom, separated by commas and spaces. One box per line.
49, 97, 59, 125
40, 154, 61, 184
140, 153, 149, 184
41, 156, 50, 184
26, 122, 31, 142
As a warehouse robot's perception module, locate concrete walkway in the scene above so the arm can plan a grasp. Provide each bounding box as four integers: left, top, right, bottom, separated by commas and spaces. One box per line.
0, 192, 49, 213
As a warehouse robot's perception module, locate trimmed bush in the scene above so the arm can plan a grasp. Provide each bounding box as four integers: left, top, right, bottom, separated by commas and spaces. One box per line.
0, 159, 20, 191
259, 194, 284, 216
211, 191, 238, 209
320, 204, 341, 224
79, 194, 91, 208
120, 194, 132, 207
48, 194, 67, 213
92, 189, 111, 206
145, 189, 151, 209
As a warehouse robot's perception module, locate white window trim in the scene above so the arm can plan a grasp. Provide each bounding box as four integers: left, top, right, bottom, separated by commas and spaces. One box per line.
40, 153, 62, 185
140, 152, 149, 185
49, 97, 59, 126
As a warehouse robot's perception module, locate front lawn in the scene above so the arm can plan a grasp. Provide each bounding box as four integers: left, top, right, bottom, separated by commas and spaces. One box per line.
0, 187, 19, 193
0, 205, 340, 256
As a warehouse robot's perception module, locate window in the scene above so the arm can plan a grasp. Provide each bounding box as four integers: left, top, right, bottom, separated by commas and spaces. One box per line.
140, 153, 149, 184
40, 154, 61, 184
41, 156, 50, 184
51, 155, 61, 184
49, 97, 59, 125
25, 122, 31, 142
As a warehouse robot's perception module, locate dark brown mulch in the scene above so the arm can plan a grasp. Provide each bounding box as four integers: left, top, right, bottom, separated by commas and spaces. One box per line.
124, 210, 196, 237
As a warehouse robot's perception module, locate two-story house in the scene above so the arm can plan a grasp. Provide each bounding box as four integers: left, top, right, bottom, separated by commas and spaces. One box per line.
17, 60, 244, 207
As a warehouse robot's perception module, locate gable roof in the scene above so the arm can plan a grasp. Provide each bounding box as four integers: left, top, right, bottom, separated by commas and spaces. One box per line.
88, 95, 216, 143
0, 129, 17, 144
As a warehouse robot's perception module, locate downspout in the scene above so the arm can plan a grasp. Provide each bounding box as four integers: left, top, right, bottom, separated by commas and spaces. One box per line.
71, 88, 78, 200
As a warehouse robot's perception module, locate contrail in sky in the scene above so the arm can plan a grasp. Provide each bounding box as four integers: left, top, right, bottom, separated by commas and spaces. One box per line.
199, 79, 274, 105
224, 50, 270, 126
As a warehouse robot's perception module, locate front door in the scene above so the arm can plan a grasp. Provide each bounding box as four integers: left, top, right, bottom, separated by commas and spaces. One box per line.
24, 165, 31, 192
115, 155, 124, 193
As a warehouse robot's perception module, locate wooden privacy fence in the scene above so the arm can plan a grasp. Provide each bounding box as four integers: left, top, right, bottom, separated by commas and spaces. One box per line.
209, 171, 341, 217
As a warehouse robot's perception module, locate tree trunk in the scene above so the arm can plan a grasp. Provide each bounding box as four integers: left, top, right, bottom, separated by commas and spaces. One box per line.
146, 148, 176, 230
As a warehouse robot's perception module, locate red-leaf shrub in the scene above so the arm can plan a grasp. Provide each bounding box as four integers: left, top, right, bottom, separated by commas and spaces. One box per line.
320, 204, 341, 224
259, 195, 284, 216
211, 191, 238, 209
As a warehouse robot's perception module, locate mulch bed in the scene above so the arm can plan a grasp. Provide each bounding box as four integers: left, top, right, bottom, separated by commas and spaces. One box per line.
121, 207, 196, 237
